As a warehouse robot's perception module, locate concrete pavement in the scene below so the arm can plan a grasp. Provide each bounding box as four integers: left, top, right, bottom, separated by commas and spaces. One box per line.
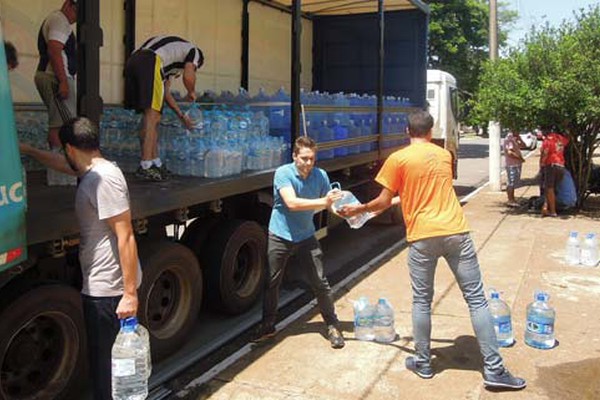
183, 152, 600, 400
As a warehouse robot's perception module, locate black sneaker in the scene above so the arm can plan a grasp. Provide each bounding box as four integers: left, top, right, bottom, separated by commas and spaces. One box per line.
405, 356, 434, 379
157, 164, 172, 179
136, 166, 163, 181
327, 325, 345, 349
483, 368, 527, 390
251, 323, 276, 345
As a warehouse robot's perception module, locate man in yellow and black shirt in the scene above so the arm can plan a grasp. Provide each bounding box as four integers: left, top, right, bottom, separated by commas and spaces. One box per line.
124, 35, 204, 181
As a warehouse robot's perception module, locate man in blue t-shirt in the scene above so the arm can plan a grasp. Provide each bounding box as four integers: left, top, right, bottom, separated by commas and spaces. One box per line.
253, 136, 345, 349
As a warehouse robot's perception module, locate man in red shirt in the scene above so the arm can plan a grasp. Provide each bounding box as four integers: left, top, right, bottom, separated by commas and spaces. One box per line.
540, 129, 569, 216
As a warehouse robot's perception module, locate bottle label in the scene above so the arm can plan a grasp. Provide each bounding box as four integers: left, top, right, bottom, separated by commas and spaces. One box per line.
526, 319, 554, 335
112, 359, 136, 377
496, 320, 512, 334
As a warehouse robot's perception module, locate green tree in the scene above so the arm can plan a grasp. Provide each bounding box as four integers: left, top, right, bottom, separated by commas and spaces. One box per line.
427, 0, 518, 100
474, 6, 600, 207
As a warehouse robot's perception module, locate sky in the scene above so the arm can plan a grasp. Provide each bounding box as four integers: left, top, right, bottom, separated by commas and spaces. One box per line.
505, 0, 599, 47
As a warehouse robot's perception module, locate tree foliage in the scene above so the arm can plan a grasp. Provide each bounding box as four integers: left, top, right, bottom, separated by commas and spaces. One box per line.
427, 0, 517, 99
473, 6, 600, 208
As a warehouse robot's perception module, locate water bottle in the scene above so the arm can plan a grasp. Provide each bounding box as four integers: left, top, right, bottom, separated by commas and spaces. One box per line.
524, 291, 556, 350
330, 182, 373, 229
580, 233, 599, 267
565, 231, 581, 265
353, 296, 375, 341
136, 323, 152, 378
488, 289, 514, 347
373, 298, 396, 343
111, 317, 149, 400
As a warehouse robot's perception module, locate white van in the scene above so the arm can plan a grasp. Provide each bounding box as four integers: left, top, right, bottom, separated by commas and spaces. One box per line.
427, 69, 460, 177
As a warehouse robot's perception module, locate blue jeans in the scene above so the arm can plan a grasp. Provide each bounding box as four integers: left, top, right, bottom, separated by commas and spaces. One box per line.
407, 233, 504, 374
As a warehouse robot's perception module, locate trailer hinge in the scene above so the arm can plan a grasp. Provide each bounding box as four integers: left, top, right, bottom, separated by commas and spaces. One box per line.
48, 239, 66, 258
174, 208, 189, 223
210, 199, 223, 213
133, 218, 149, 235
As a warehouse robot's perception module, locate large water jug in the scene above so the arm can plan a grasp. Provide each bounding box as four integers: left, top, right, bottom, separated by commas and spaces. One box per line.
488, 289, 514, 347
136, 323, 152, 378
373, 298, 396, 343
580, 232, 599, 267
565, 231, 581, 265
524, 291, 556, 350
111, 317, 149, 400
330, 182, 373, 229
353, 296, 375, 341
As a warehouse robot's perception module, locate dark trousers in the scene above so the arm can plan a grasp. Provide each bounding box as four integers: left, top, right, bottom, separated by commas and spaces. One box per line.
263, 233, 338, 327
82, 294, 122, 400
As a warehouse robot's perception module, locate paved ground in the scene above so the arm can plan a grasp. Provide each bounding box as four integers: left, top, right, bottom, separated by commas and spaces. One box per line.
181, 151, 600, 400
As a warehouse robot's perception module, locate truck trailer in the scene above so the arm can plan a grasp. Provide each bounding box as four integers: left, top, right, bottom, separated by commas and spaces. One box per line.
0, 0, 429, 398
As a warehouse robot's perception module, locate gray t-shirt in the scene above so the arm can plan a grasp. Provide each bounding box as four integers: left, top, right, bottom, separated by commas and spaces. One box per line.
76, 159, 141, 297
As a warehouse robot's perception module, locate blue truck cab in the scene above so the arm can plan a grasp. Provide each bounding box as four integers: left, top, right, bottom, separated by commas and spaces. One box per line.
0, 25, 27, 271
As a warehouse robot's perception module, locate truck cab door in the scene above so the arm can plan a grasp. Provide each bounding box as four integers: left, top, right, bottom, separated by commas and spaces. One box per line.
0, 26, 27, 271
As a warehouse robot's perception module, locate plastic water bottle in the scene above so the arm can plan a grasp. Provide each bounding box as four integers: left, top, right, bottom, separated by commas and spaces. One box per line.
524, 291, 556, 350
580, 233, 599, 267
353, 296, 375, 341
373, 298, 396, 343
488, 289, 514, 347
111, 317, 149, 400
565, 231, 581, 265
330, 182, 373, 229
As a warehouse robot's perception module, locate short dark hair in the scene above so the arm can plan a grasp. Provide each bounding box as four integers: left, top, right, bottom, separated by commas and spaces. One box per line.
408, 110, 434, 138
59, 117, 100, 151
4, 41, 18, 70
293, 136, 317, 155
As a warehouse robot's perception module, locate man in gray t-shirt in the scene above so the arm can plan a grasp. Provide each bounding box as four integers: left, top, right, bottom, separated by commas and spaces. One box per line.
21, 117, 141, 400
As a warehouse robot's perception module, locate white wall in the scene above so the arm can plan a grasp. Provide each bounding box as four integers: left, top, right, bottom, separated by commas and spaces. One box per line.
1, 0, 313, 104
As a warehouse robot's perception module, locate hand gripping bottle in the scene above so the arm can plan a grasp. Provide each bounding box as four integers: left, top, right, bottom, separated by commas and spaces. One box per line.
488, 289, 514, 347
111, 317, 149, 400
330, 182, 373, 229
524, 291, 556, 349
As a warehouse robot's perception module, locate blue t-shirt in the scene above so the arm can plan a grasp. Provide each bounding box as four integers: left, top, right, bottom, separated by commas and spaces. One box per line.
268, 163, 330, 243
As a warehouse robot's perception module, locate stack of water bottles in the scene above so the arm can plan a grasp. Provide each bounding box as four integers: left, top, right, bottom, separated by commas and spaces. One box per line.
111, 317, 151, 400
565, 231, 599, 267
353, 296, 396, 343
330, 182, 374, 229
488, 288, 556, 350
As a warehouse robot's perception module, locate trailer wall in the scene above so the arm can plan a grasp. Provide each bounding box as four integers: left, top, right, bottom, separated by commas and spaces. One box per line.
0, 0, 313, 104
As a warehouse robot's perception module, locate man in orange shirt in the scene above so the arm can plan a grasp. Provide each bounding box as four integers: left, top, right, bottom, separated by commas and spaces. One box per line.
339, 110, 526, 390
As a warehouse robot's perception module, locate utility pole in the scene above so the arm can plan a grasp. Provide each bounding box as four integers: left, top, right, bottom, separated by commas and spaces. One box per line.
488, 0, 502, 191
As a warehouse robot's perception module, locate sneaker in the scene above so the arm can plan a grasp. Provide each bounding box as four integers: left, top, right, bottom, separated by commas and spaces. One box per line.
405, 356, 434, 379
327, 325, 345, 349
157, 164, 172, 179
136, 166, 163, 181
483, 368, 527, 390
251, 323, 276, 345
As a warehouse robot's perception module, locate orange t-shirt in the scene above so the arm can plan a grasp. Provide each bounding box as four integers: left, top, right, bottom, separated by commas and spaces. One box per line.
376, 142, 469, 242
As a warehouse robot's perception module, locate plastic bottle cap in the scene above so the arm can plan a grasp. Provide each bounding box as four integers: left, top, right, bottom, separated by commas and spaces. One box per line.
121, 317, 138, 331
490, 292, 499, 299
535, 292, 548, 302
570, 231, 578, 237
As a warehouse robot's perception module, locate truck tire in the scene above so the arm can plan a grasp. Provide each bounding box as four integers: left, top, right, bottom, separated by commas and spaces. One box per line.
0, 284, 86, 400
180, 217, 220, 257
204, 220, 266, 315
138, 241, 202, 362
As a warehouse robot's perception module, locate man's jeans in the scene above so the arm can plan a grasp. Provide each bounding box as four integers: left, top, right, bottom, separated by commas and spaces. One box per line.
407, 233, 504, 374
82, 294, 122, 400
263, 233, 338, 327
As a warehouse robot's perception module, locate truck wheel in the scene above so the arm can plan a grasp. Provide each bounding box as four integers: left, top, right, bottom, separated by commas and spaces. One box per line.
205, 220, 266, 315
180, 217, 220, 257
138, 241, 202, 362
0, 285, 86, 400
